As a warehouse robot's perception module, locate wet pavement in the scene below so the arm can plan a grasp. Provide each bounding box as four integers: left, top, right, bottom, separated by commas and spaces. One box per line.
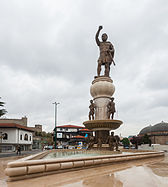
0, 153, 168, 187
0, 149, 42, 158
61, 154, 168, 187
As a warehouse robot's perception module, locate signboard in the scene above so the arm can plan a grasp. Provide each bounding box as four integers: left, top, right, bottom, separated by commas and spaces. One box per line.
85, 134, 88, 138
67, 129, 77, 132
57, 133, 62, 138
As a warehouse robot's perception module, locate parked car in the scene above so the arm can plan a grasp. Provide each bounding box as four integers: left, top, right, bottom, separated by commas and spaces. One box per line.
57, 145, 63, 149
68, 146, 75, 149
124, 146, 129, 149
44, 145, 53, 150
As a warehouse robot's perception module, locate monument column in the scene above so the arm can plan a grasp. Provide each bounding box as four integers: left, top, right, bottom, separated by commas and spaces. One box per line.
90, 77, 115, 120
83, 25, 123, 150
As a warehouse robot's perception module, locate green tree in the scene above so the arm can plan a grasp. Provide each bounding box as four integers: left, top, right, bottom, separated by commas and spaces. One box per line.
42, 131, 47, 137
142, 134, 151, 144
122, 138, 130, 148
0, 97, 7, 117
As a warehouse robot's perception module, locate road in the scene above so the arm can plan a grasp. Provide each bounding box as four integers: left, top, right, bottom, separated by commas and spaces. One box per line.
0, 149, 42, 158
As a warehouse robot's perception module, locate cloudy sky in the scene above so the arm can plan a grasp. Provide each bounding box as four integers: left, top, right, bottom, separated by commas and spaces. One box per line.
0, 0, 168, 137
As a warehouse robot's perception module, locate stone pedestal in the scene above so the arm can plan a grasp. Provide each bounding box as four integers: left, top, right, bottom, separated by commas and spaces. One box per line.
83, 76, 123, 147
90, 77, 115, 120
95, 130, 109, 143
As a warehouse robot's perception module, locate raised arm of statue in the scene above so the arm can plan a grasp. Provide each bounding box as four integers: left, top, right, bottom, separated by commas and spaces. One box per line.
95, 26, 103, 46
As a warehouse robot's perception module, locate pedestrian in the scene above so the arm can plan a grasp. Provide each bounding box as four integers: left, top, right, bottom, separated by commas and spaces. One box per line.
17, 146, 21, 155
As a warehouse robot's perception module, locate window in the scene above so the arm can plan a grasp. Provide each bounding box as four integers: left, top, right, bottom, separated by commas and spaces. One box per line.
3, 133, 8, 140
20, 134, 22, 140
24, 134, 28, 141
30, 136, 31, 141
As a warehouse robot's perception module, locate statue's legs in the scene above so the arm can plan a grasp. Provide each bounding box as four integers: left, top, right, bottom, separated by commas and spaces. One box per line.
98, 142, 102, 149
107, 111, 111, 119
109, 143, 114, 151
111, 112, 114, 119
115, 142, 119, 151
89, 112, 91, 120
105, 62, 110, 77
97, 63, 101, 76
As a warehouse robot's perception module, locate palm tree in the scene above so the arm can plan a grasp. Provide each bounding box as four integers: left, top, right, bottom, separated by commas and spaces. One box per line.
0, 97, 7, 117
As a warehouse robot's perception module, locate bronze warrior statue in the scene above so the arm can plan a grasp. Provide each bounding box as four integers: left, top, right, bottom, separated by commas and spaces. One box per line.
89, 100, 96, 120
114, 135, 120, 151
107, 97, 116, 119
95, 26, 115, 77
106, 132, 116, 151
87, 135, 95, 150
97, 137, 102, 149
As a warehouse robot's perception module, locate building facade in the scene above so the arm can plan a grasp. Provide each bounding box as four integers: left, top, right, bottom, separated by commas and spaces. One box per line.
139, 121, 168, 145
0, 117, 44, 152
29, 124, 42, 149
0, 123, 33, 152
54, 125, 92, 148
0, 116, 27, 126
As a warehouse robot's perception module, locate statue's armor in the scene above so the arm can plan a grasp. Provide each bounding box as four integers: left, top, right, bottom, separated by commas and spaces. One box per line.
98, 42, 114, 65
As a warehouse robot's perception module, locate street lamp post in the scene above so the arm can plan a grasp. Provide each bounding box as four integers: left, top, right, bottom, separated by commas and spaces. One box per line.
53, 102, 60, 149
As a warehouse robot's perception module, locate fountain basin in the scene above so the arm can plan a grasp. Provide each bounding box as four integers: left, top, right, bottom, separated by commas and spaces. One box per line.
42, 150, 122, 159
5, 150, 164, 181
83, 119, 123, 130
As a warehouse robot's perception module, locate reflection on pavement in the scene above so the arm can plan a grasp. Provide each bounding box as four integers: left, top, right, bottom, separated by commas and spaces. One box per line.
62, 166, 168, 187
115, 166, 168, 187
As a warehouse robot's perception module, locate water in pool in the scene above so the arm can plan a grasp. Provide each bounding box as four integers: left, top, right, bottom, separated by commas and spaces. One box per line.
42, 150, 130, 159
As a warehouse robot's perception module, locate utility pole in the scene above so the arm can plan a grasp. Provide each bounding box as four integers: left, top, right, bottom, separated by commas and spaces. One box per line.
53, 102, 60, 149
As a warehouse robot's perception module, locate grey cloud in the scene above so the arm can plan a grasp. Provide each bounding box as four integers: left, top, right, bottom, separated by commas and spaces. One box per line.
1, 0, 168, 136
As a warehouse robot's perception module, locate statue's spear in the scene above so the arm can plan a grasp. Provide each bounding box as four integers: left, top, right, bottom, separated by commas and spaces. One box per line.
107, 50, 116, 66
112, 59, 116, 66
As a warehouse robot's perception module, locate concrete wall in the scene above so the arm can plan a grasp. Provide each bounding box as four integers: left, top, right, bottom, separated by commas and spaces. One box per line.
29, 124, 42, 133
151, 135, 168, 145
0, 117, 27, 126
139, 144, 168, 152
1, 128, 17, 144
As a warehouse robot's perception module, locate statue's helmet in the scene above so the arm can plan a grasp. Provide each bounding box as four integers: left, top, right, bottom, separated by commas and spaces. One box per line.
102, 33, 108, 41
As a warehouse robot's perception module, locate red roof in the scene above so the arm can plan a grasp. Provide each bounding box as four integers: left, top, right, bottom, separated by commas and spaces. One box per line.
0, 123, 34, 132
79, 128, 92, 132
57, 125, 84, 129
72, 135, 86, 139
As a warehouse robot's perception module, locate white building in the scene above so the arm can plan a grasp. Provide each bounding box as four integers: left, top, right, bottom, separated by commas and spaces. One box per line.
0, 123, 33, 152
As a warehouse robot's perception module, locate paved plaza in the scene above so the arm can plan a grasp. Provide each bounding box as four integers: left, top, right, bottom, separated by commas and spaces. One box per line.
0, 149, 42, 158
0, 153, 168, 187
